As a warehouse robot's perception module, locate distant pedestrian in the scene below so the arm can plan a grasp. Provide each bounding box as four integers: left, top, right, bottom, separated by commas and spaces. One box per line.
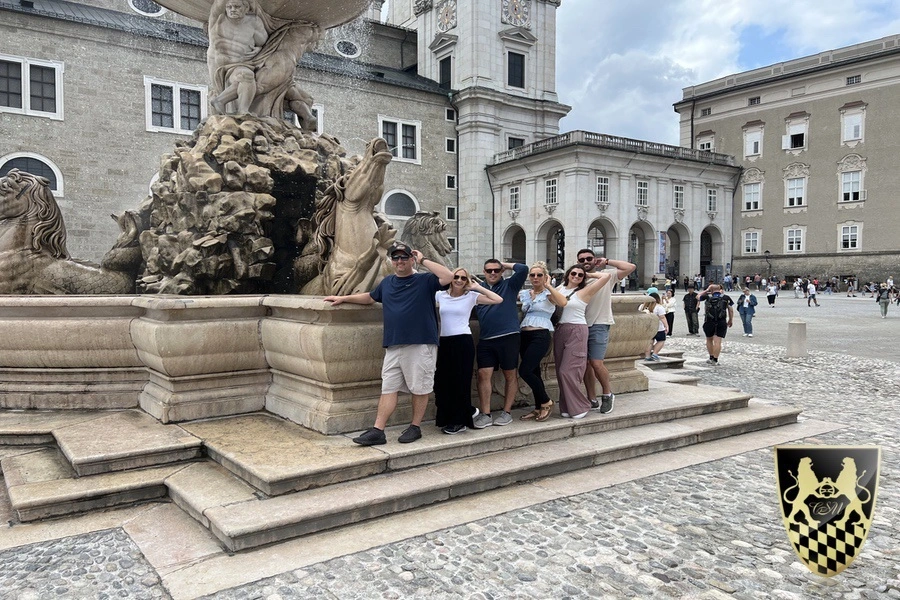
808, 281, 820, 307
766, 281, 779, 307
663, 288, 676, 336
876, 283, 892, 318
682, 285, 700, 335
737, 287, 758, 337
641, 293, 668, 361
324, 243, 454, 446
698, 284, 734, 366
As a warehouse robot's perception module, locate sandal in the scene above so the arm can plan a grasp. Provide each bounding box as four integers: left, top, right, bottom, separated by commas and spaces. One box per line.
520, 409, 541, 421
535, 402, 554, 422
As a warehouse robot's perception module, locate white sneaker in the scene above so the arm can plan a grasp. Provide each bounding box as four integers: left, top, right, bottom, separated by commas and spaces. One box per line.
560, 412, 570, 418
571, 411, 589, 420
748, 333, 753, 337
742, 333, 748, 337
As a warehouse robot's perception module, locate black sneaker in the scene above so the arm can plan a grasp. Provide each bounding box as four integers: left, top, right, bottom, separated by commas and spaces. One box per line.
600, 393, 615, 414
352, 427, 386, 446
398, 425, 422, 443
441, 424, 467, 435
590, 397, 601, 410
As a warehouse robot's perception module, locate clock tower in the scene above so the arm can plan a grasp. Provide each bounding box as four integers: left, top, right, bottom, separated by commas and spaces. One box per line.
395, 0, 571, 266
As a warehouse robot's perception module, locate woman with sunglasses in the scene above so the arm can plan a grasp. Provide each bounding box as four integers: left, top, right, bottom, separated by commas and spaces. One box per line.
518, 262, 568, 422
554, 264, 611, 419
434, 268, 502, 434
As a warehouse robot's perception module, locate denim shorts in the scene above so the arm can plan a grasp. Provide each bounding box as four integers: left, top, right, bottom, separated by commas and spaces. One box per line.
587, 324, 610, 360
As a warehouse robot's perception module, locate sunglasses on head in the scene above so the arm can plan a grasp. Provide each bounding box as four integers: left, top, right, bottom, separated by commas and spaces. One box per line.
484, 268, 502, 274
577, 256, 594, 263
528, 273, 544, 278
391, 254, 411, 261
452, 275, 468, 281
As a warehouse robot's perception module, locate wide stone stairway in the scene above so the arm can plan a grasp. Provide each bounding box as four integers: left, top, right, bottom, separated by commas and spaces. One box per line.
0, 369, 802, 552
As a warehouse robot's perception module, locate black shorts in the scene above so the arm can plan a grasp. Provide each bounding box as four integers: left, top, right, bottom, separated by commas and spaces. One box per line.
703, 319, 728, 339
477, 333, 520, 371
652, 330, 667, 343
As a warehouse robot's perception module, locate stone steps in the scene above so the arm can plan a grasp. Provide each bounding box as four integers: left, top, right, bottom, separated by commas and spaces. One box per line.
639, 356, 687, 369
184, 401, 798, 551
0, 381, 800, 550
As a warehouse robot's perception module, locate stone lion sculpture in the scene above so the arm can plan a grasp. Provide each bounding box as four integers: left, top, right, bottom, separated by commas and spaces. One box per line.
401, 211, 453, 269
0, 169, 142, 294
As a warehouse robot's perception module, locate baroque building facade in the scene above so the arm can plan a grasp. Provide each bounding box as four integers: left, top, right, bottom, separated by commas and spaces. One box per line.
674, 35, 900, 283
2, 0, 738, 285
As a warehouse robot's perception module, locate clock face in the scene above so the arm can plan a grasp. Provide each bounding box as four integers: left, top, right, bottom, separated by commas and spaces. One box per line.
502, 0, 530, 27
438, 0, 457, 32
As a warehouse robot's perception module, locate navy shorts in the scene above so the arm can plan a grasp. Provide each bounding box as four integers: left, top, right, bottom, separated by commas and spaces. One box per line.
652, 330, 667, 343
703, 319, 728, 339
477, 333, 520, 371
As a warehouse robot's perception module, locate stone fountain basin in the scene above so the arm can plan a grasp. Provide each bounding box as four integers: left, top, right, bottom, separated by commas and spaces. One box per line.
154, 0, 371, 29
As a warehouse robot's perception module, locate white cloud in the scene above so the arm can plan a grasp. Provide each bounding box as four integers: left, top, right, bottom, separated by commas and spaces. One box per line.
556, 0, 900, 144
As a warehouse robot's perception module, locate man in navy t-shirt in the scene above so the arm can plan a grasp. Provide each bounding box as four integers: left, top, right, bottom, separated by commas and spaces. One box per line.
325, 241, 454, 445
473, 258, 528, 428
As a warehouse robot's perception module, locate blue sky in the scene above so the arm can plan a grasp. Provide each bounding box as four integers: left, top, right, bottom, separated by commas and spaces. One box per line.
555, 0, 900, 144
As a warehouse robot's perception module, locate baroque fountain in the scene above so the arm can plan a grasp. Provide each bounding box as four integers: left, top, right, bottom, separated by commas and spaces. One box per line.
0, 0, 655, 434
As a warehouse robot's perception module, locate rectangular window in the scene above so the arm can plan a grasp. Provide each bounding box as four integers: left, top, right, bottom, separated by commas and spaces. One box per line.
787, 178, 805, 206
787, 229, 803, 252
145, 77, 206, 134
636, 180, 648, 206
379, 116, 421, 163
508, 52, 525, 88
445, 138, 456, 153
698, 140, 712, 151
597, 176, 610, 204
707, 189, 718, 212
0, 55, 63, 119
439, 56, 452, 90
744, 130, 761, 157
508, 136, 525, 149
748, 96, 761, 106
673, 184, 684, 209
700, 107, 711, 117
841, 171, 861, 201
843, 113, 862, 142
446, 174, 457, 189
545, 178, 557, 205
846, 75, 861, 85
447, 237, 457, 252
782, 122, 806, 150
445, 108, 456, 121
445, 206, 457, 221
744, 231, 759, 254
743, 182, 760, 210
841, 225, 858, 249
509, 185, 520, 211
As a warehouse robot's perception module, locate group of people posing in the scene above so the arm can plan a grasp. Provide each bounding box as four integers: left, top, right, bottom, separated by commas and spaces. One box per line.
325, 242, 636, 445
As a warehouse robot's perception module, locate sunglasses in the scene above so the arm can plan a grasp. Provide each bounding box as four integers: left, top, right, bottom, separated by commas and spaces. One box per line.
529, 273, 544, 278
391, 255, 411, 261
577, 257, 594, 263
484, 268, 502, 274
452, 275, 468, 281
570, 272, 585, 278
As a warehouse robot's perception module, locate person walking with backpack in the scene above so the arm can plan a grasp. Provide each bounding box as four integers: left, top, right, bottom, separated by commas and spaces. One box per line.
736, 287, 758, 337
698, 284, 734, 366
877, 283, 892, 318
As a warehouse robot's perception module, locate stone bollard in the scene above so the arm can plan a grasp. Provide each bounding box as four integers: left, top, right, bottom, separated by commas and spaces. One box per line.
786, 319, 808, 357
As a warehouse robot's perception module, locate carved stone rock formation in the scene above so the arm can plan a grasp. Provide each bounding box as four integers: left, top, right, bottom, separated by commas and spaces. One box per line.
139, 114, 372, 295
0, 169, 142, 295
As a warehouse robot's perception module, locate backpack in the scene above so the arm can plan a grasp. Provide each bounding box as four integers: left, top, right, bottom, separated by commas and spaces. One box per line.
705, 295, 728, 321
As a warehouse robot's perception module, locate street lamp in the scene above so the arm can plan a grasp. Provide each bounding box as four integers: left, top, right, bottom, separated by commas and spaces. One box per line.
764, 250, 772, 280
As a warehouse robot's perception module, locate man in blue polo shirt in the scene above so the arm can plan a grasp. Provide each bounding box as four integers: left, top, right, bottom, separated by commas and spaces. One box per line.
324, 241, 453, 445
473, 258, 528, 428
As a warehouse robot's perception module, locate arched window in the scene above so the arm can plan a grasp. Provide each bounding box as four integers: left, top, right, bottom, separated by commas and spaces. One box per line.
383, 191, 417, 218
129, 0, 166, 17
0, 154, 62, 195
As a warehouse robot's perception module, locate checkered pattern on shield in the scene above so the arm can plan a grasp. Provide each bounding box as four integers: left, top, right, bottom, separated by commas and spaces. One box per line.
774, 446, 880, 577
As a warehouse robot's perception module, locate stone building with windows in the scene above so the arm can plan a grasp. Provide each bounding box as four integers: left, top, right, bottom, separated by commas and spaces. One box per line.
674, 35, 900, 282
2, 0, 740, 285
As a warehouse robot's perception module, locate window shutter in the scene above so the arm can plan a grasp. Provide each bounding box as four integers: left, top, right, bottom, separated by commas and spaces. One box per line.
781, 135, 791, 150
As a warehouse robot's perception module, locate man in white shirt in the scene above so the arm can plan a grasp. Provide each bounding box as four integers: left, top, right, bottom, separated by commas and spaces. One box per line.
807, 281, 820, 307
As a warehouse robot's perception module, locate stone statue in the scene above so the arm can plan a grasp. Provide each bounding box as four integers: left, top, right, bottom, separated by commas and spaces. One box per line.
301, 138, 396, 295
203, 0, 322, 123
401, 211, 454, 269
0, 169, 142, 294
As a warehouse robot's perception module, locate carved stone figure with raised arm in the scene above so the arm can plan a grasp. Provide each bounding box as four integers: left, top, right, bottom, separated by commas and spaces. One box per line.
207, 0, 269, 114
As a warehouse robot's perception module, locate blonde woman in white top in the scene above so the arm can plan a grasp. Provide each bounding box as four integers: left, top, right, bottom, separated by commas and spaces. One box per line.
554, 264, 611, 419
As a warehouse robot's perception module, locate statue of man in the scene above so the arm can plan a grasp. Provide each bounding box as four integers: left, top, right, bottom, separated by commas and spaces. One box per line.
207, 0, 269, 114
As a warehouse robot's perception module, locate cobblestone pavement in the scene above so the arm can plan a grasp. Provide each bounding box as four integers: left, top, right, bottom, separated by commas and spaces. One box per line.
1, 296, 898, 599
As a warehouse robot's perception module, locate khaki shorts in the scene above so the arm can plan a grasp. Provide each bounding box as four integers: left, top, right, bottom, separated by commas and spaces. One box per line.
381, 344, 437, 395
